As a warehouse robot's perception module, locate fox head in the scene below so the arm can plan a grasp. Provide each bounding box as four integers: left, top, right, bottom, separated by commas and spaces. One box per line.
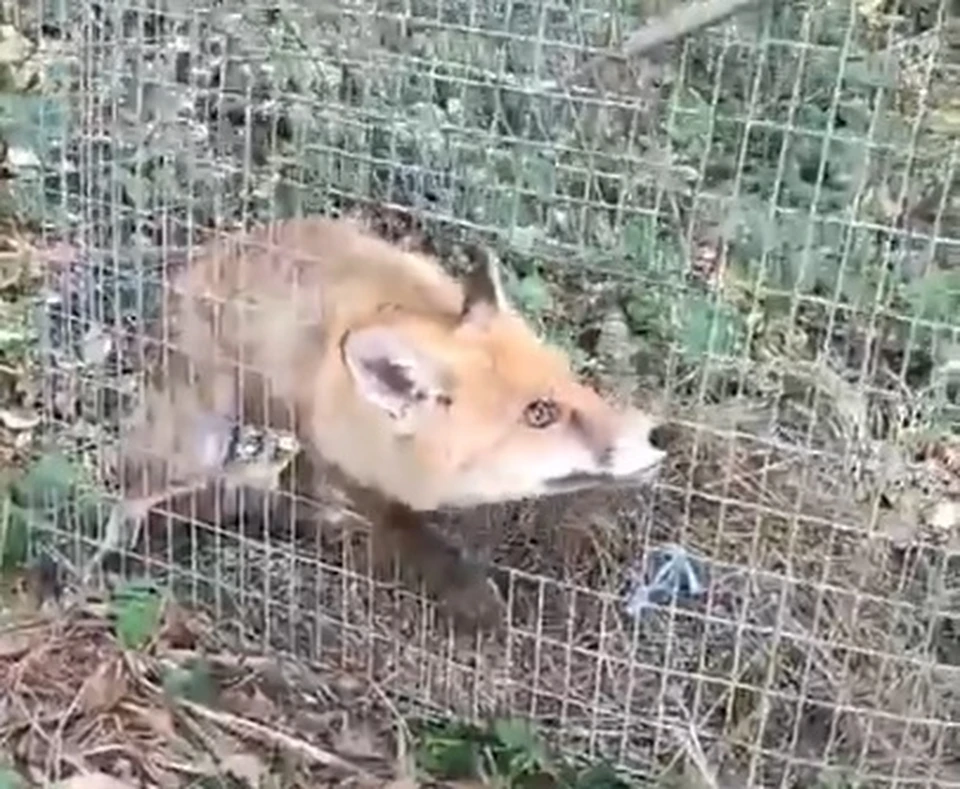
325, 246, 667, 511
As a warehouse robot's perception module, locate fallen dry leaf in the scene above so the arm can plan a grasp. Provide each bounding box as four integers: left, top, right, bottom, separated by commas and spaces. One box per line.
245, 687, 278, 722
0, 251, 28, 290
0, 628, 34, 659
158, 602, 198, 649
334, 723, 383, 760
127, 702, 179, 741
334, 672, 365, 695
221, 752, 268, 787
0, 407, 40, 431
381, 780, 420, 789
54, 772, 137, 789
220, 684, 278, 724
80, 324, 113, 366
927, 500, 960, 532
292, 708, 343, 737
79, 658, 129, 713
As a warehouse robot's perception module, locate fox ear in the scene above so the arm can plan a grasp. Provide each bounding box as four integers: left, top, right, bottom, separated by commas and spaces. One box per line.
342, 325, 447, 430
458, 246, 508, 328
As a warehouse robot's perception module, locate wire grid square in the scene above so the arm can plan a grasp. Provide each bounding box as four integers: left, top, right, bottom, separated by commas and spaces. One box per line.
25, 0, 960, 782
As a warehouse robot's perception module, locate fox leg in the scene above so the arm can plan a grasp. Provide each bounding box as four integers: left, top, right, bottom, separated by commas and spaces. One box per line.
81, 364, 240, 584
276, 445, 508, 631
370, 498, 506, 631
298, 458, 507, 630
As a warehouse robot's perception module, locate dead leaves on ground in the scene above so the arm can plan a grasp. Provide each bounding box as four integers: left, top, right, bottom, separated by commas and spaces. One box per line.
0, 597, 413, 788
0, 229, 45, 471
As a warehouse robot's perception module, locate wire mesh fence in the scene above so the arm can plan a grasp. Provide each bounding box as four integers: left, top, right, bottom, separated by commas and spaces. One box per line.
7, 0, 958, 782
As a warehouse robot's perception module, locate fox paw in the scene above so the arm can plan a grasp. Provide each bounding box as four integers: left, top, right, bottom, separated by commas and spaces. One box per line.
437, 568, 507, 633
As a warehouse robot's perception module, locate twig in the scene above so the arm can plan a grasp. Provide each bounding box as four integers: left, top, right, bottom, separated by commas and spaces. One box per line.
176, 697, 378, 782
539, 0, 776, 91
621, 0, 774, 59
675, 722, 720, 789
367, 676, 413, 771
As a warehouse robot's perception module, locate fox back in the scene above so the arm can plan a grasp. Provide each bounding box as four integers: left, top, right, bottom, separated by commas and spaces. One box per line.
151, 216, 666, 511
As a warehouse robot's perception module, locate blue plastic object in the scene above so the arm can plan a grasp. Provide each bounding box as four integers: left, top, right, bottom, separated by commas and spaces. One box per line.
624, 543, 708, 619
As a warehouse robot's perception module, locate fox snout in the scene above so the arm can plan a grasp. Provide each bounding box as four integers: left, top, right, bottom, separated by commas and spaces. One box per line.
541, 405, 668, 494
607, 409, 670, 482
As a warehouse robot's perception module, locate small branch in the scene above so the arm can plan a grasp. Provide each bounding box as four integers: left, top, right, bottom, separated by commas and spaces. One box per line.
621, 0, 774, 59
177, 697, 379, 782
538, 0, 776, 91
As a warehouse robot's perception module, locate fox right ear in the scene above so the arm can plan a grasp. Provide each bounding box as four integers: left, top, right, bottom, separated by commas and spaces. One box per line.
459, 246, 508, 328
342, 326, 447, 431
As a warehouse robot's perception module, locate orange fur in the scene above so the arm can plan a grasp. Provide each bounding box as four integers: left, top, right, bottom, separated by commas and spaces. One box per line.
88, 216, 667, 625
156, 216, 665, 508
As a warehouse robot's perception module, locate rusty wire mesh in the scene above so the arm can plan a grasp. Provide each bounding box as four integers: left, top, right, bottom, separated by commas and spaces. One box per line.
14, 0, 960, 782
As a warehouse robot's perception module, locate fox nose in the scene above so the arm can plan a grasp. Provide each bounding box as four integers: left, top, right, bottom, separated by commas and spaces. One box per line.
649, 421, 676, 451
604, 409, 669, 478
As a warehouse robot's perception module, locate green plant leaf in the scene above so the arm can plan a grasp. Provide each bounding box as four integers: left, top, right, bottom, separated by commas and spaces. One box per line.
13, 452, 81, 508
0, 93, 69, 158
0, 766, 24, 789
509, 272, 553, 316
162, 658, 216, 704
623, 217, 655, 261
903, 269, 960, 327
11, 452, 103, 534
110, 581, 163, 650
574, 760, 632, 789
676, 294, 746, 361
0, 492, 29, 571
416, 731, 483, 779
492, 717, 552, 779
492, 717, 541, 754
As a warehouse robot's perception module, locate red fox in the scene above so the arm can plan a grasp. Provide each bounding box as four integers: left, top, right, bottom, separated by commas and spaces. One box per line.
86, 216, 667, 626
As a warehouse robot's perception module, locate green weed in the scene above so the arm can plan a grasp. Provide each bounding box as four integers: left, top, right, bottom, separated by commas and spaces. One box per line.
108, 579, 164, 650
412, 716, 634, 788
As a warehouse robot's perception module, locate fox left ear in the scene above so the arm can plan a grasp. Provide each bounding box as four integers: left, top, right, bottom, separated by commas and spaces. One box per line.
342, 325, 448, 434
458, 246, 508, 329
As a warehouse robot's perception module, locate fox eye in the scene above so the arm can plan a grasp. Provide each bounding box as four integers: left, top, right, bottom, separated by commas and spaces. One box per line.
523, 398, 560, 429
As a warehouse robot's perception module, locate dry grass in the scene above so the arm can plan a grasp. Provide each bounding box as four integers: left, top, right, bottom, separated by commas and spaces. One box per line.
0, 581, 417, 788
